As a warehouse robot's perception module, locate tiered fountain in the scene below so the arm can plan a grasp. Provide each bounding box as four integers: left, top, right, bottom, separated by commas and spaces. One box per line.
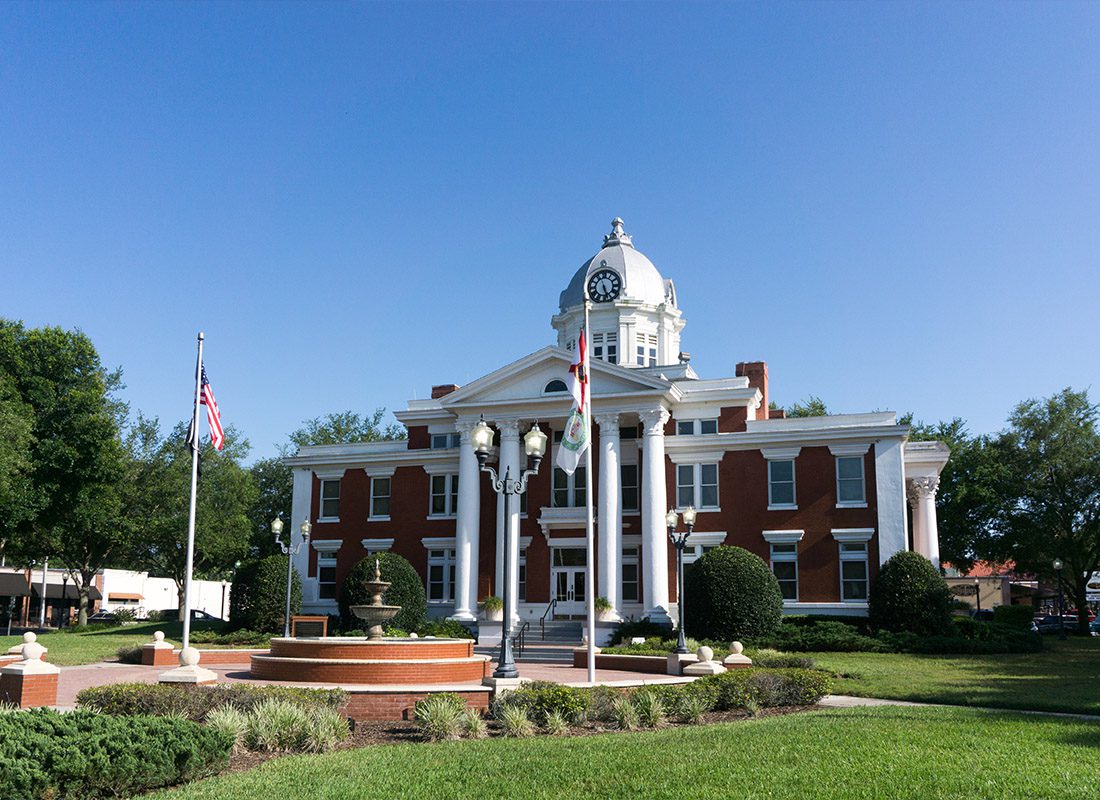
249, 560, 490, 685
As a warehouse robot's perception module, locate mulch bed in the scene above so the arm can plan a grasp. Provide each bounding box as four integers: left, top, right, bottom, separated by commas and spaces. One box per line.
222, 705, 817, 774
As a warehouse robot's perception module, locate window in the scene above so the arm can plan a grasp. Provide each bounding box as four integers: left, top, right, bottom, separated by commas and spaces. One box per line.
319, 479, 340, 519
636, 333, 658, 367
676, 419, 719, 436
770, 543, 798, 600
317, 551, 338, 599
430, 433, 461, 449
430, 474, 459, 517
370, 477, 391, 518
836, 456, 866, 505
621, 546, 640, 602
676, 463, 719, 510
518, 546, 527, 602
552, 431, 586, 507
839, 542, 869, 601
768, 460, 796, 508
592, 332, 617, 364
427, 548, 456, 602
621, 464, 639, 512
544, 379, 568, 394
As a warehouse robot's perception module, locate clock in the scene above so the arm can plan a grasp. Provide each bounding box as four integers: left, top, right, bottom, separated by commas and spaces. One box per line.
587, 267, 622, 303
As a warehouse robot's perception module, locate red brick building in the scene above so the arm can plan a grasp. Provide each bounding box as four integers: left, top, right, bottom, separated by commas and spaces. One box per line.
285, 219, 949, 626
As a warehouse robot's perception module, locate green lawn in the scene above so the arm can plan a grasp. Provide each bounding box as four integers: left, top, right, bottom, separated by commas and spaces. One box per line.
1, 621, 193, 666
154, 706, 1100, 800
812, 637, 1100, 715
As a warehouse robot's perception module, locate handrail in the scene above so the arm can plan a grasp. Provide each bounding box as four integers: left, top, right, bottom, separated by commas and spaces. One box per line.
539, 598, 558, 640
515, 621, 530, 658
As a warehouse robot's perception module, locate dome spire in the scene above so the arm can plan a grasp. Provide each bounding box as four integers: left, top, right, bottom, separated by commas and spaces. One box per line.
603, 217, 633, 248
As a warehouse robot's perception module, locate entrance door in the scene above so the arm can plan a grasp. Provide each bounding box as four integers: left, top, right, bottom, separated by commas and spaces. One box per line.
551, 547, 587, 617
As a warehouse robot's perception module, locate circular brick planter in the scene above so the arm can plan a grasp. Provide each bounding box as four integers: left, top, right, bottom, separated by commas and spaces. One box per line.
249, 637, 490, 684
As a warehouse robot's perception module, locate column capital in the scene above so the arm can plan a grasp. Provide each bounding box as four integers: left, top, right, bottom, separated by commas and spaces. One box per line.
594, 412, 621, 433
495, 418, 521, 439
639, 408, 670, 435
454, 416, 480, 443
907, 476, 940, 504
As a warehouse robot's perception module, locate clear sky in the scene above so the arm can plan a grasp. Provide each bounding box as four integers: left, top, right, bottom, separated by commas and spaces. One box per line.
3, 2, 1098, 462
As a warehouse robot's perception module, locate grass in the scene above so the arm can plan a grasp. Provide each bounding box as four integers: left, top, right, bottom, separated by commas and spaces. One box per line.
811, 636, 1100, 715
0, 620, 227, 666
152, 706, 1100, 799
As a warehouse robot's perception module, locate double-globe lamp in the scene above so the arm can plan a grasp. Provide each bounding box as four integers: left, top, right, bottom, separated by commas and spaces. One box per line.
273, 515, 311, 638
666, 505, 697, 655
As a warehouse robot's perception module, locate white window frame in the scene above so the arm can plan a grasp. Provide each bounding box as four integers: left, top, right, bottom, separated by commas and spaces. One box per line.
833, 529, 874, 603
318, 478, 341, 521
681, 531, 727, 564
422, 537, 457, 605
428, 473, 459, 518
676, 463, 720, 511
430, 432, 461, 449
621, 545, 640, 603
620, 463, 640, 513
518, 543, 528, 602
361, 538, 395, 553
311, 539, 343, 601
763, 531, 803, 602
552, 432, 587, 508
369, 476, 392, 520
592, 332, 618, 364
830, 444, 870, 508
767, 460, 797, 510
675, 418, 719, 436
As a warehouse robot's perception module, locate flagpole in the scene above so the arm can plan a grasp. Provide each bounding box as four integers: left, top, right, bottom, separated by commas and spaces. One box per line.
583, 298, 596, 685
182, 331, 204, 652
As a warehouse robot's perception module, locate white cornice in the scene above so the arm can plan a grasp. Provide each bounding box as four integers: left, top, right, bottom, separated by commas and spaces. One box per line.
422, 462, 460, 476
422, 537, 457, 549
761, 447, 802, 461
361, 538, 395, 551
312, 468, 347, 481
667, 449, 726, 465
310, 539, 344, 553
832, 528, 875, 543
829, 443, 872, 457
762, 530, 805, 544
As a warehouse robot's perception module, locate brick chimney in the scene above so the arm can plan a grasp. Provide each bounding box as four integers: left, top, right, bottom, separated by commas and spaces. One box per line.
431, 384, 460, 399
735, 361, 769, 419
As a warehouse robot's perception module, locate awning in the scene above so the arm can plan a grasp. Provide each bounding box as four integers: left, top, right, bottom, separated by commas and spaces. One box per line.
0, 573, 30, 597
32, 583, 102, 601
108, 592, 143, 601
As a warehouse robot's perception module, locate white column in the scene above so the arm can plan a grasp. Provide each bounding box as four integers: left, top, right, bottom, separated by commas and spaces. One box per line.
596, 412, 623, 620
289, 469, 316, 607
497, 419, 522, 627
909, 477, 941, 570
640, 408, 672, 624
452, 418, 481, 622
874, 439, 908, 565
907, 482, 925, 556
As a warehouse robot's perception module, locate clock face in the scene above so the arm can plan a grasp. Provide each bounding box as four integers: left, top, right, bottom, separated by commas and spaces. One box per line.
587, 268, 622, 303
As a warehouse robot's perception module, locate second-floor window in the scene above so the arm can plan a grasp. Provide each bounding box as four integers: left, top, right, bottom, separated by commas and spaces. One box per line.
836, 456, 866, 506
592, 332, 618, 364
676, 419, 718, 435
676, 463, 719, 510
552, 431, 587, 507
430, 474, 459, 516
636, 333, 658, 367
319, 479, 340, 519
430, 433, 461, 449
370, 477, 391, 518
768, 460, 796, 507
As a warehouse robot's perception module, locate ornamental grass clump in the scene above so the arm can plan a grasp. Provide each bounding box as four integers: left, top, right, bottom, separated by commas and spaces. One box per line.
632, 690, 666, 729
462, 709, 488, 739
500, 705, 535, 738
304, 706, 351, 753
245, 699, 312, 752
675, 692, 712, 725
611, 695, 640, 731
543, 709, 570, 735
414, 693, 466, 742
205, 705, 248, 752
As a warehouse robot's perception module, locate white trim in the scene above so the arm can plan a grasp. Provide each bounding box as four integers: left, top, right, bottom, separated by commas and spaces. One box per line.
622, 534, 643, 546
422, 462, 460, 475
831, 528, 875, 542
313, 468, 347, 480
829, 443, 871, 457
547, 537, 588, 548
783, 602, 868, 615
836, 502, 868, 509
310, 539, 344, 554
422, 537, 457, 549
685, 531, 726, 547
667, 449, 725, 465
762, 530, 805, 544
361, 538, 395, 552
767, 457, 797, 510
369, 475, 392, 521
760, 447, 802, 460
363, 466, 397, 478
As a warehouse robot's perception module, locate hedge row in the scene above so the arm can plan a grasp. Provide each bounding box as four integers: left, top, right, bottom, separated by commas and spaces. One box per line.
0, 709, 231, 800
749, 617, 1042, 654
76, 682, 347, 722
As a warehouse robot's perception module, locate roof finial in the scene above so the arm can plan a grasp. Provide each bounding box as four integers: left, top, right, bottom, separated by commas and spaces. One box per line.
603, 216, 633, 248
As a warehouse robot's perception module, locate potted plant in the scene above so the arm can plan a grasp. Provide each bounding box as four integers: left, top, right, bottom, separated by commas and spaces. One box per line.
595, 596, 616, 622
481, 595, 504, 622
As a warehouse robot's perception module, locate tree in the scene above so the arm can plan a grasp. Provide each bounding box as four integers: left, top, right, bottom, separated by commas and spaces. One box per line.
279, 409, 405, 456
245, 457, 292, 559
339, 553, 427, 632
0, 373, 35, 561
987, 389, 1100, 635
229, 555, 301, 632
125, 417, 257, 618
0, 321, 129, 625
786, 396, 828, 418
869, 551, 953, 635
683, 546, 783, 640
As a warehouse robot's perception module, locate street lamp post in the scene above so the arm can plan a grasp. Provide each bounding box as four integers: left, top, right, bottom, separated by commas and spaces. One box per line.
61, 575, 69, 628
471, 416, 547, 679
274, 516, 310, 638
665, 506, 697, 655
973, 578, 981, 617
1053, 558, 1067, 641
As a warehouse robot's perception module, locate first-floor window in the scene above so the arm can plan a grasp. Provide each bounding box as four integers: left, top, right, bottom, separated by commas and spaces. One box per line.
676, 463, 719, 509
621, 464, 639, 512
839, 542, 869, 601
317, 552, 338, 599
430, 474, 459, 516
770, 543, 798, 600
319, 479, 340, 519
518, 546, 527, 602
621, 546, 640, 602
427, 548, 456, 602
370, 477, 391, 518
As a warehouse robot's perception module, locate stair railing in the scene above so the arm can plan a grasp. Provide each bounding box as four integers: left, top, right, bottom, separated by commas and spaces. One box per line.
514, 621, 530, 658
539, 598, 558, 641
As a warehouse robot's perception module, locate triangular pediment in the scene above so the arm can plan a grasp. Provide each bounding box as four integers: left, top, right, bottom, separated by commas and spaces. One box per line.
439, 346, 674, 409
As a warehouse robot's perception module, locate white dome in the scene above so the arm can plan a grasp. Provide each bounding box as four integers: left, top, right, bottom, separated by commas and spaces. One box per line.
558, 218, 674, 312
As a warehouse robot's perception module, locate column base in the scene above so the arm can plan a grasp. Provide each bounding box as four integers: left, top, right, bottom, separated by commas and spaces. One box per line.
449, 610, 477, 623
644, 608, 674, 627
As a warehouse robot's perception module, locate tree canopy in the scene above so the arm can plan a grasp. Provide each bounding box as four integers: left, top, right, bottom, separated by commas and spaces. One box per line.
279, 409, 405, 456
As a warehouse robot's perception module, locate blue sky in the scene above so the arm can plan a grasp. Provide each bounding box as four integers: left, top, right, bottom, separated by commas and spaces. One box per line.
3, 2, 1098, 461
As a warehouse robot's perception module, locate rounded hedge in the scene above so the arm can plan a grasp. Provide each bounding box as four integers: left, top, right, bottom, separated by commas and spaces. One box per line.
683, 545, 783, 641
230, 555, 301, 633
339, 552, 427, 632
868, 551, 953, 636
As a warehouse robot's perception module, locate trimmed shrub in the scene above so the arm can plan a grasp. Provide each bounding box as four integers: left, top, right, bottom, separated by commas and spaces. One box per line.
230, 556, 301, 633
414, 694, 466, 742
0, 708, 230, 798
611, 619, 677, 644
498, 681, 589, 724
749, 649, 818, 669
189, 629, 271, 647
993, 604, 1035, 630
704, 668, 832, 711
684, 546, 783, 641
340, 552, 427, 632
77, 682, 347, 722
116, 644, 144, 664
869, 551, 953, 636
418, 618, 475, 640
752, 620, 887, 653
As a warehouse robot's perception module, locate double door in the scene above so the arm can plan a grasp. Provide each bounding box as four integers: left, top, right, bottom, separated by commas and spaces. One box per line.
551, 547, 587, 617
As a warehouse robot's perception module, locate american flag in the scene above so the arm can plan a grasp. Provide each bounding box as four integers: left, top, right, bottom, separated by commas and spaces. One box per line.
200, 365, 224, 451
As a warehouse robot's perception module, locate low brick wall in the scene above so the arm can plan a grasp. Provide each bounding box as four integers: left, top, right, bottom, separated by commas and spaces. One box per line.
344, 687, 490, 722
192, 649, 268, 666
269, 638, 474, 661
250, 654, 490, 684
0, 672, 58, 708
572, 650, 668, 674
